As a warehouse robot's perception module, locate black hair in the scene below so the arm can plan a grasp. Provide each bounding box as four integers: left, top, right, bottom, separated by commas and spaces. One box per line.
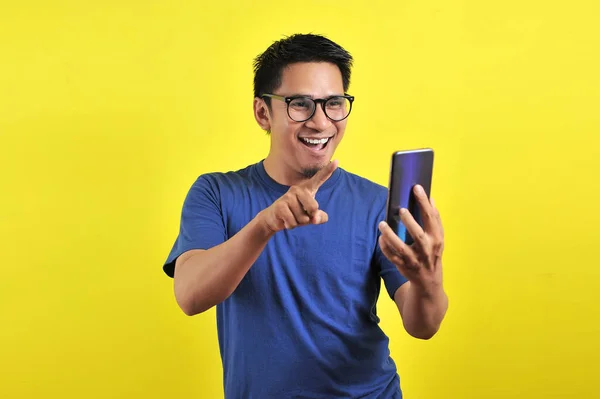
253, 33, 354, 103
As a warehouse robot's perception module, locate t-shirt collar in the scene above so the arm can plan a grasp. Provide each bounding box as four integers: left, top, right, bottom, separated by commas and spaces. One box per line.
255, 159, 341, 195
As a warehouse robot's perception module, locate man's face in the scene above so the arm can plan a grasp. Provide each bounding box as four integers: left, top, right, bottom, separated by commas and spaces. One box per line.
258, 62, 349, 179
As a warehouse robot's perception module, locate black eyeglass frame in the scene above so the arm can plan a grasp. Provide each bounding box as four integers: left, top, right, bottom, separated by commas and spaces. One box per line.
261, 93, 355, 122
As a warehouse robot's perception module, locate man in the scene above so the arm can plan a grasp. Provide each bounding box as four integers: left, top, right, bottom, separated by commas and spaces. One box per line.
163, 33, 448, 398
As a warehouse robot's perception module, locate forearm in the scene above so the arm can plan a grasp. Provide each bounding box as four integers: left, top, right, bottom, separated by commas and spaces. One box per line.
397, 282, 448, 340
174, 211, 274, 315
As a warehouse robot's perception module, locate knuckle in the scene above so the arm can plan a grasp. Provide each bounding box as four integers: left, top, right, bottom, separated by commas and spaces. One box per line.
285, 215, 297, 228
279, 195, 290, 206
303, 187, 316, 198
393, 244, 403, 254
433, 239, 444, 254
299, 214, 310, 224
275, 201, 286, 212
407, 254, 420, 268
306, 202, 319, 213
288, 190, 299, 199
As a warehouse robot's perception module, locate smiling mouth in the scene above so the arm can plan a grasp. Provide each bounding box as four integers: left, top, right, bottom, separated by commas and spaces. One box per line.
298, 136, 332, 151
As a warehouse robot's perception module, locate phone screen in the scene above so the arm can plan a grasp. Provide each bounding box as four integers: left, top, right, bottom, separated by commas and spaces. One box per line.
385, 149, 434, 245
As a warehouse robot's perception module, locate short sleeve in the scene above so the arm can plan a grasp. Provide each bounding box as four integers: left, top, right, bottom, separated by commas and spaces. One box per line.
376, 237, 409, 299
162, 175, 227, 278
374, 197, 409, 299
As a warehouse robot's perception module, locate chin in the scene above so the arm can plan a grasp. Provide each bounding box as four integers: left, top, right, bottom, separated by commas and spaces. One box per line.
300, 159, 330, 178
300, 166, 320, 178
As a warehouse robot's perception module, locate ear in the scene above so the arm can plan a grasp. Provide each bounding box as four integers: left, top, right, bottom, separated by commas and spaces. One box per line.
253, 97, 272, 131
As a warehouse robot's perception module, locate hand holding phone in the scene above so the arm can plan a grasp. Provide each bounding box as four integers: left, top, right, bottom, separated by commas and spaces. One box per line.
379, 150, 447, 337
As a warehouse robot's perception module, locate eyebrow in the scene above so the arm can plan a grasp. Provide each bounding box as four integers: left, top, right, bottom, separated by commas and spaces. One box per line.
287, 93, 344, 98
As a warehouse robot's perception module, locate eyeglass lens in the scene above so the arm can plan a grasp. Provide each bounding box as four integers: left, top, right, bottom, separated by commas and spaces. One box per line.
287, 97, 351, 122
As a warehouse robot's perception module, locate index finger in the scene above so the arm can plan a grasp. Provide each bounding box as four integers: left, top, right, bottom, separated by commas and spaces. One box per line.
304, 159, 338, 193
413, 185, 437, 233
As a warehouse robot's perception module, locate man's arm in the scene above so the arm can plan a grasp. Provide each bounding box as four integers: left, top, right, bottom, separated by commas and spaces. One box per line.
172, 161, 339, 316
174, 214, 274, 316
393, 281, 448, 340
378, 184, 449, 339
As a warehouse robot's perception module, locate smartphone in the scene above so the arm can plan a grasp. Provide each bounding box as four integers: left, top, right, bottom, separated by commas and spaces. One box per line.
385, 148, 434, 245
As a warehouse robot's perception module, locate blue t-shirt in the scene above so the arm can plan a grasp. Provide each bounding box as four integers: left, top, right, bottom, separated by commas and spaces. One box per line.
163, 160, 408, 399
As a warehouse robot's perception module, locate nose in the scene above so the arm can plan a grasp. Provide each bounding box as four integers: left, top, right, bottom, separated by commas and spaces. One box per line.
305, 103, 331, 131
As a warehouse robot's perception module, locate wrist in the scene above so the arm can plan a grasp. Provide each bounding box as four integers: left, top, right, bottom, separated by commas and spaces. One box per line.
254, 210, 277, 239
411, 280, 445, 300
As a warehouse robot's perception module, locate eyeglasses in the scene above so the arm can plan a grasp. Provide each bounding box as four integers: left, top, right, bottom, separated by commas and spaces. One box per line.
261, 93, 355, 122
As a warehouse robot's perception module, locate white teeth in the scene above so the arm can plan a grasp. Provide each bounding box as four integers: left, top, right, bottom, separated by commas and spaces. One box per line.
301, 137, 329, 145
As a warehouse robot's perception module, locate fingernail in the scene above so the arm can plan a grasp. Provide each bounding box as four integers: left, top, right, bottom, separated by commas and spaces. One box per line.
415, 185, 424, 195
315, 215, 321, 224
400, 208, 407, 215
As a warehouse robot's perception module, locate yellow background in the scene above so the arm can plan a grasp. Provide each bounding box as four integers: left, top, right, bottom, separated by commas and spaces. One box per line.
1, 1, 599, 398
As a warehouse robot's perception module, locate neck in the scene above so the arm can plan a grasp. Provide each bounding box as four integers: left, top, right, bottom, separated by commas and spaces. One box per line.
263, 154, 307, 187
